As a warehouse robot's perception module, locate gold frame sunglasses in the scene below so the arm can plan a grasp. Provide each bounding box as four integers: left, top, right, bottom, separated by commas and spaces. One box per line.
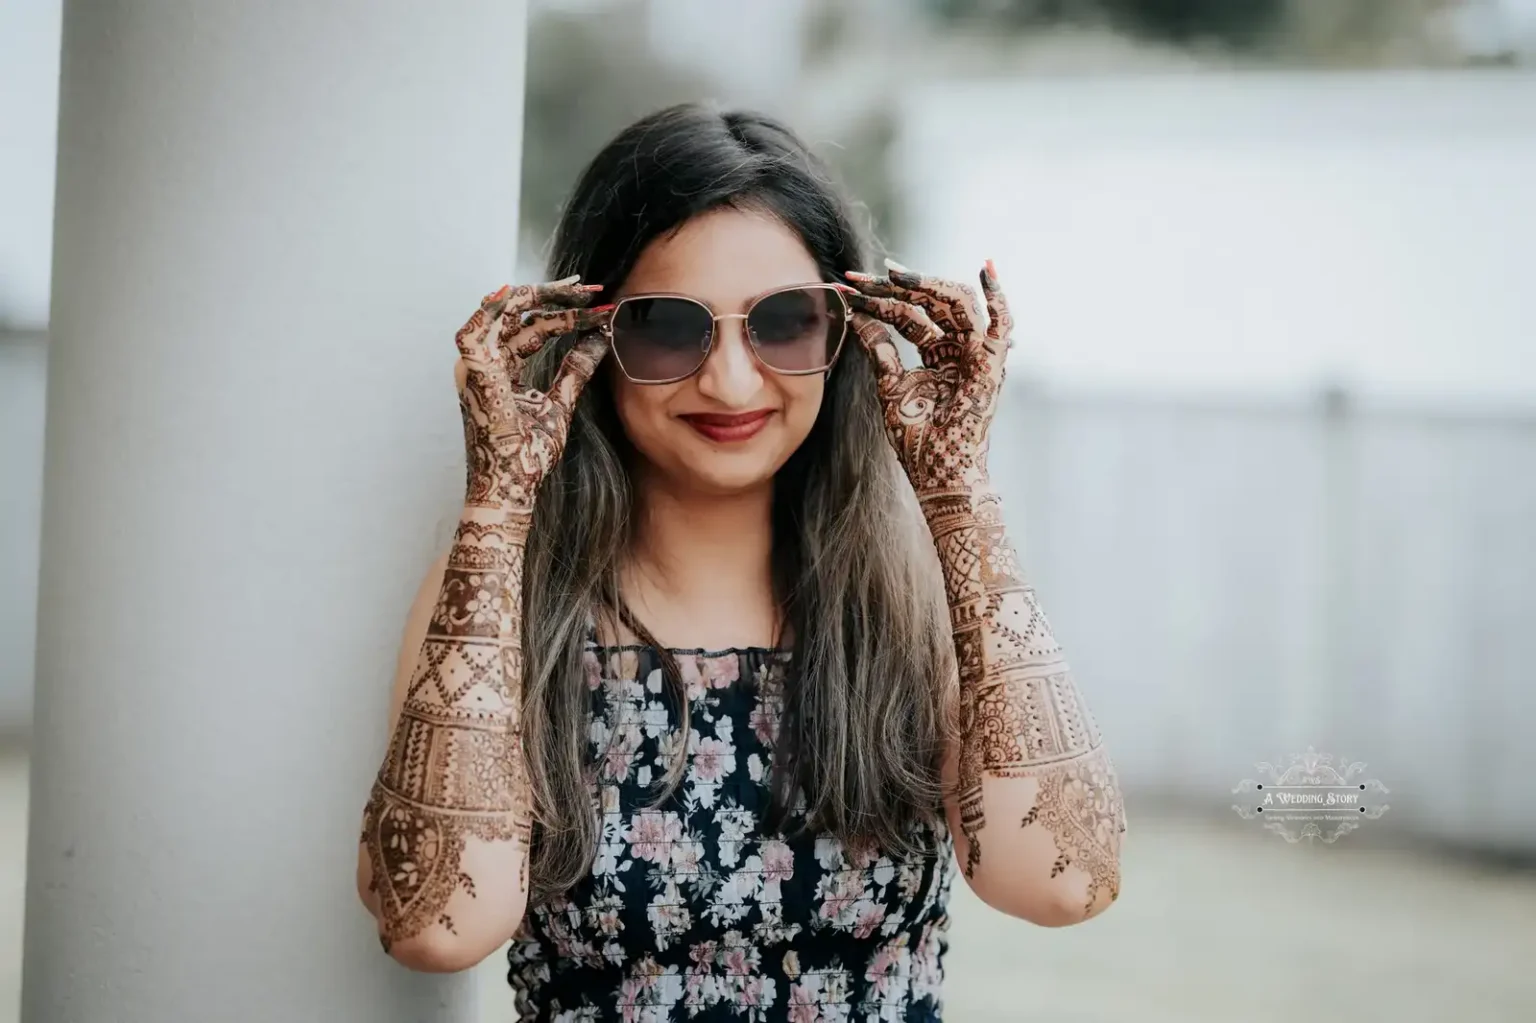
598, 282, 852, 385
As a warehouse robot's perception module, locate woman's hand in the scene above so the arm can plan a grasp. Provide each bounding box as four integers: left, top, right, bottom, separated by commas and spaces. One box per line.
841, 260, 1013, 494
453, 277, 613, 516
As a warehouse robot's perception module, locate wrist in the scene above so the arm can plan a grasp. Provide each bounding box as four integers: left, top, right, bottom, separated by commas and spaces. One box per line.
458, 503, 532, 541
915, 473, 993, 520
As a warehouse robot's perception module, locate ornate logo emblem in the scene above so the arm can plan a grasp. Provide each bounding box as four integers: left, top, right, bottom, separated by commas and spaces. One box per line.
1232, 747, 1390, 843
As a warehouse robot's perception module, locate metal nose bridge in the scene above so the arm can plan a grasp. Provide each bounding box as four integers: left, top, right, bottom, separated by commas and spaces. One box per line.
703, 312, 751, 352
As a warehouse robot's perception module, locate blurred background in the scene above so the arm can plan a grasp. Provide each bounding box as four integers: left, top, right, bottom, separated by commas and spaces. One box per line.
4, 0, 1535, 1020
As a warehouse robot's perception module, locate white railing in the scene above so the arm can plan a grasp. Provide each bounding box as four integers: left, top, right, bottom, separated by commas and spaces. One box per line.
988, 380, 1536, 855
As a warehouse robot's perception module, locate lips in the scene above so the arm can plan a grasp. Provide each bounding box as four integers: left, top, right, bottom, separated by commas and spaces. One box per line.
679, 409, 775, 443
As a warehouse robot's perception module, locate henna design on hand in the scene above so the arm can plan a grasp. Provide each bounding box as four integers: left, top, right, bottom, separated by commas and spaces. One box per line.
847, 262, 1124, 910
457, 281, 612, 516
361, 280, 611, 949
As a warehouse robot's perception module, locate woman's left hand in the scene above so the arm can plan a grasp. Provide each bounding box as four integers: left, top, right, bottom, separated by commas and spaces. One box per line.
840, 260, 1014, 495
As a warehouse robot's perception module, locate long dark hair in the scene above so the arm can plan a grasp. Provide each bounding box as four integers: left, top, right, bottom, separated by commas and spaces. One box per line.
518, 102, 956, 905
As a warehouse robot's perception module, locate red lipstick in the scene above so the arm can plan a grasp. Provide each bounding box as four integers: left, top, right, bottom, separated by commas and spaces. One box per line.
679, 409, 775, 443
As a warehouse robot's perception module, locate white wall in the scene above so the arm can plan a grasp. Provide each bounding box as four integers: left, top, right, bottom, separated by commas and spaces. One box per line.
0, 0, 61, 736
0, 336, 46, 738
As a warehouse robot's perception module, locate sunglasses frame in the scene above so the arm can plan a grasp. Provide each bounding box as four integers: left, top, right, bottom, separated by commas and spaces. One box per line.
599, 282, 852, 386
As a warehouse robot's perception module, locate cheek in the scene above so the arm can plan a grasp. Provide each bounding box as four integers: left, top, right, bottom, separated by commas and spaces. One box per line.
777, 376, 826, 441
610, 372, 678, 451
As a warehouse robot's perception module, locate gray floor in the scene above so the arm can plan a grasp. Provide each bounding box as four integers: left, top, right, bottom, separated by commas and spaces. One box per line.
4, 752, 1534, 1022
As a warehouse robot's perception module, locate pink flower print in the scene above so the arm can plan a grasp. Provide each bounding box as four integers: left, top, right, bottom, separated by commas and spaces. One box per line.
865, 940, 907, 1001
817, 870, 865, 929
678, 654, 707, 701
583, 650, 603, 690
702, 653, 740, 688
671, 834, 705, 877
627, 811, 682, 866
787, 986, 820, 1023
723, 944, 751, 977
618, 976, 648, 1022
601, 725, 641, 782
749, 697, 781, 746
689, 940, 718, 965
619, 958, 682, 1022
912, 923, 944, 999
852, 900, 886, 939
694, 735, 735, 784
760, 839, 794, 883
647, 883, 692, 950
737, 974, 775, 1012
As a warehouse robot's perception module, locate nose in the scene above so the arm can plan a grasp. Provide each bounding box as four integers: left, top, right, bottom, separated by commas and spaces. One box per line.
693, 315, 763, 406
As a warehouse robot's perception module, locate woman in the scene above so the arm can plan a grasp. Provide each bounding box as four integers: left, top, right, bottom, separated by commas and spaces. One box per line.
356, 102, 1125, 1020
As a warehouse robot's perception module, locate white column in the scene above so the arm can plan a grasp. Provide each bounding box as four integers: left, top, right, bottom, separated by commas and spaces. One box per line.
22, 3, 528, 1021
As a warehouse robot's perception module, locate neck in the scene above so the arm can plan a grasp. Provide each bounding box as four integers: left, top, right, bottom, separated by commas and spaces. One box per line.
621, 468, 779, 646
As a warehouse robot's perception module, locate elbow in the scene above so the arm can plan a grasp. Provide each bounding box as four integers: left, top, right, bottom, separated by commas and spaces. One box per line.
1026, 892, 1102, 928
356, 866, 525, 973
383, 930, 503, 974
354, 846, 526, 973
966, 871, 1121, 928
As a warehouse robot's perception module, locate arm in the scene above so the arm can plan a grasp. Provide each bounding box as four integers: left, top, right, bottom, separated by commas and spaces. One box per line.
843, 260, 1126, 927
356, 512, 530, 973
355, 281, 610, 971
356, 551, 446, 911
926, 477, 1124, 925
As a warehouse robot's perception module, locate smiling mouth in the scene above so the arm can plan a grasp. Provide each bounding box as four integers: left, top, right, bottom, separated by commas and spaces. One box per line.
679, 409, 776, 442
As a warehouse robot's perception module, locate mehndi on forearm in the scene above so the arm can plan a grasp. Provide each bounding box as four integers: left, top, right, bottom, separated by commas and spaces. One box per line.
360, 508, 532, 949
923, 477, 1125, 914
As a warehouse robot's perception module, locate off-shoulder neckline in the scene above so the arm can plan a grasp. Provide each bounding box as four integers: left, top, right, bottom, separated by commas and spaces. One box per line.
586, 642, 793, 658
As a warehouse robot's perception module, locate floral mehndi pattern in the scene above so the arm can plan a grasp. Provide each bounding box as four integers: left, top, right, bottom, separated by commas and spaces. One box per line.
360, 279, 611, 949
508, 642, 956, 1021
843, 260, 1126, 913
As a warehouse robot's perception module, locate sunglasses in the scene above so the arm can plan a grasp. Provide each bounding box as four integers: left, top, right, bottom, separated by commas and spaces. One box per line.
599, 283, 851, 385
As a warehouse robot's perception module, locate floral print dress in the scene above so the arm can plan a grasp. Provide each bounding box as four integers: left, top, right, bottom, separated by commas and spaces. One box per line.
506, 636, 957, 1022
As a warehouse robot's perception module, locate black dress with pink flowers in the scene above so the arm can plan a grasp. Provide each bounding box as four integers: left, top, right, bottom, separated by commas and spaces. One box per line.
506, 640, 956, 1022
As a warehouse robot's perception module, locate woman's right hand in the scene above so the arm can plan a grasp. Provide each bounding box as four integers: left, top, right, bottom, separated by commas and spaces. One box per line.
453, 277, 613, 516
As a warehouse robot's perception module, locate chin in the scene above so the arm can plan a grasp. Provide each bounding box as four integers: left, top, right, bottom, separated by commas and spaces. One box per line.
671, 431, 795, 494
677, 456, 783, 496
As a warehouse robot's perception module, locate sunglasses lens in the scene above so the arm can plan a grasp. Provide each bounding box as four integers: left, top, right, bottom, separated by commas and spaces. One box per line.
610, 297, 713, 382
748, 286, 844, 372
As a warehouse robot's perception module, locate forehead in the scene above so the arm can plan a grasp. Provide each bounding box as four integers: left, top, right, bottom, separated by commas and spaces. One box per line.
616, 207, 822, 310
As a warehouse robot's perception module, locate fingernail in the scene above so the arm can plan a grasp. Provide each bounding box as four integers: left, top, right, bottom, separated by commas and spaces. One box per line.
883, 258, 911, 273
832, 282, 859, 293
588, 303, 616, 313
843, 270, 877, 282
484, 284, 513, 305
553, 274, 581, 286
985, 259, 998, 281
575, 283, 605, 293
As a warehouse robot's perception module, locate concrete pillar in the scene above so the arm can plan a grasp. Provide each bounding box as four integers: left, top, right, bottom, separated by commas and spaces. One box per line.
22, 3, 528, 1020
